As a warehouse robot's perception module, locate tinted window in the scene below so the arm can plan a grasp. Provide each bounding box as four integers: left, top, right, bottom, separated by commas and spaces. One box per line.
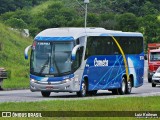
85, 36, 143, 59
117, 37, 143, 54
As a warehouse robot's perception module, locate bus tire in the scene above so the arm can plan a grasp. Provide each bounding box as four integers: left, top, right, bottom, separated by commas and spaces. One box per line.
118, 77, 126, 95
126, 77, 132, 94
41, 91, 51, 97
111, 89, 119, 95
77, 81, 87, 97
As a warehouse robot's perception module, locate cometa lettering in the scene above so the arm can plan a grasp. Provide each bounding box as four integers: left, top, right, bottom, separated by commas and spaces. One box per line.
94, 58, 108, 67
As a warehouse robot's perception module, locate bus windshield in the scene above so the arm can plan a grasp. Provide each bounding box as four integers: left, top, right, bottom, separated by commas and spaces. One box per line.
150, 52, 160, 61
30, 41, 74, 76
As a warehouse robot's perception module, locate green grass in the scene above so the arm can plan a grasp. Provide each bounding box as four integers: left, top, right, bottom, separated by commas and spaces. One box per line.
0, 96, 159, 119
1, 96, 160, 111
0, 22, 32, 89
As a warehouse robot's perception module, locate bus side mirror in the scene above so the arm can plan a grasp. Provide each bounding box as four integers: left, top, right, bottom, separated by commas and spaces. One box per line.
24, 45, 32, 60
71, 45, 81, 61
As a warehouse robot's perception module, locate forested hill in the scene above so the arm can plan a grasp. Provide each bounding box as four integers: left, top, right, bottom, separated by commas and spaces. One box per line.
0, 0, 160, 44
1, 0, 160, 16
0, 0, 46, 14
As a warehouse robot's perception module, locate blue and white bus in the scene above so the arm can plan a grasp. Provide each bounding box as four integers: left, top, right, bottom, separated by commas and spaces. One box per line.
25, 28, 144, 97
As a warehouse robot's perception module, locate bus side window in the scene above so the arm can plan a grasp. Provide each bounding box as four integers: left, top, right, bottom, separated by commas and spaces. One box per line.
72, 46, 84, 71
85, 38, 96, 58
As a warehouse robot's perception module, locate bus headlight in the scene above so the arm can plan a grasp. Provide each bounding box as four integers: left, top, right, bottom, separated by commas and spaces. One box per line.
64, 79, 71, 83
62, 78, 71, 83
30, 79, 38, 83
62, 78, 75, 84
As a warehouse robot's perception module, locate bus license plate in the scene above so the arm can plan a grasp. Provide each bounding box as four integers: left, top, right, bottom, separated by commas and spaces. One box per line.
46, 86, 53, 90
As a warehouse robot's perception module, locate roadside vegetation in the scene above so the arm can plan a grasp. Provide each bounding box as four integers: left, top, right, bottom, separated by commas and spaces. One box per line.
0, 23, 32, 88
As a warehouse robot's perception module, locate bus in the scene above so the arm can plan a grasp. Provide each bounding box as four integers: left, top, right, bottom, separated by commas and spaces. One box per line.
25, 27, 144, 97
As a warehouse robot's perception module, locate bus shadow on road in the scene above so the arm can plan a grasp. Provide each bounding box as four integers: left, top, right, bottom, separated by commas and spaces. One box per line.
44, 92, 134, 98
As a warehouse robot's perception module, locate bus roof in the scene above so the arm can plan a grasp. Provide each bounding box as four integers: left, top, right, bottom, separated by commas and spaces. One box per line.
34, 27, 143, 41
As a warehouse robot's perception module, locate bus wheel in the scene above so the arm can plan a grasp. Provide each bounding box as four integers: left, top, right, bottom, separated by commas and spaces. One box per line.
118, 77, 126, 95
126, 78, 132, 94
41, 91, 51, 97
77, 81, 87, 97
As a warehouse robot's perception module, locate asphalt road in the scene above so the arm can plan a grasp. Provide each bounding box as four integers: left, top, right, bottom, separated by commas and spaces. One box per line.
0, 61, 160, 103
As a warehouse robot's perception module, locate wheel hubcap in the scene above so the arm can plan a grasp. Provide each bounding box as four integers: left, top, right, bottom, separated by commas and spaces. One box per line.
122, 80, 126, 92
128, 81, 132, 92
82, 82, 86, 95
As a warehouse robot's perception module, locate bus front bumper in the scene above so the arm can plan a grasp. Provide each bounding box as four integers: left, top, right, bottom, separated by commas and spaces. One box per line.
30, 78, 79, 92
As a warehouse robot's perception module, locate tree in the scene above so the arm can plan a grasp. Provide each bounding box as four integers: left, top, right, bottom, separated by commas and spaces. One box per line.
139, 1, 158, 16
99, 13, 118, 30
111, 0, 130, 13
29, 27, 40, 37
0, 0, 47, 14
0, 0, 16, 14
0, 12, 15, 21
34, 17, 50, 30
43, 2, 77, 28
139, 15, 160, 44
12, 10, 33, 24
116, 13, 138, 32
87, 13, 100, 27
5, 18, 27, 29
44, 2, 63, 20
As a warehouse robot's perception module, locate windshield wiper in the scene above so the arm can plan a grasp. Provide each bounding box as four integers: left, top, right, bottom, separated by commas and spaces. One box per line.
53, 58, 60, 75
40, 60, 49, 74
40, 56, 50, 74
